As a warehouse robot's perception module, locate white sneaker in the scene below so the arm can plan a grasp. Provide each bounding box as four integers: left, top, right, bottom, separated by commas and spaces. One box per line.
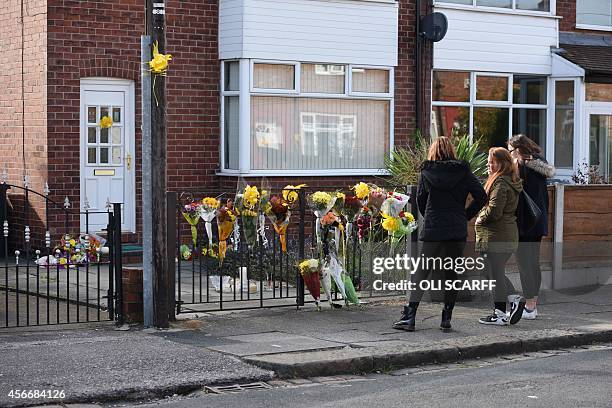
522, 308, 537, 320
479, 309, 509, 326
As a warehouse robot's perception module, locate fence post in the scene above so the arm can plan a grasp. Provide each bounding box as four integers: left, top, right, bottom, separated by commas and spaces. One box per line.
113, 203, 124, 325
297, 189, 305, 307
552, 183, 564, 291
166, 192, 177, 320
107, 211, 115, 320
408, 185, 418, 301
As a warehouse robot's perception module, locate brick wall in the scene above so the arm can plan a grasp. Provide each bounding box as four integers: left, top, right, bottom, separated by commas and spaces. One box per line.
0, 0, 48, 249
44, 0, 422, 244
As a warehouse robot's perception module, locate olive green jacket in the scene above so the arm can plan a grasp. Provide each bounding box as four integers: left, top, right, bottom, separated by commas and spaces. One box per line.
475, 175, 523, 253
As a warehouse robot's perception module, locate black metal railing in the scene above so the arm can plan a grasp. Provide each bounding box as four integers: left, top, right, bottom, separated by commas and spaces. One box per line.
170, 184, 416, 313
0, 181, 123, 328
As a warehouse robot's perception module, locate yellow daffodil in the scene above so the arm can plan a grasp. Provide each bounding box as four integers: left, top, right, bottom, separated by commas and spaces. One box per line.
283, 184, 306, 204
149, 41, 172, 74
243, 185, 260, 209
69, 239, 76, 247
299, 260, 311, 273
353, 182, 370, 200
404, 212, 415, 223
99, 116, 113, 129
59, 258, 67, 265
381, 213, 400, 232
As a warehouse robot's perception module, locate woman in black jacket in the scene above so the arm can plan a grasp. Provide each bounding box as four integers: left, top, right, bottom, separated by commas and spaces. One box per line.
508, 135, 555, 320
393, 137, 487, 332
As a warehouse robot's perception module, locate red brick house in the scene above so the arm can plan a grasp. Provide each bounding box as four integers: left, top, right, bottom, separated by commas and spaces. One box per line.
1, 0, 432, 242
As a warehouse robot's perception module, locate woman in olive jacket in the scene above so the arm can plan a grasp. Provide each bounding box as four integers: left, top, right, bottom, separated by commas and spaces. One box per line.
475, 147, 525, 326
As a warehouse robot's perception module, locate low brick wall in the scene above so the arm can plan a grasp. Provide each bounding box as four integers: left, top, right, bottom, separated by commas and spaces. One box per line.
122, 267, 143, 324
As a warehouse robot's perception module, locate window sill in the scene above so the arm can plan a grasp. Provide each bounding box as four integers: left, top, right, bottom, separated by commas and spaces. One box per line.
433, 2, 561, 20
216, 169, 389, 177
575, 24, 612, 33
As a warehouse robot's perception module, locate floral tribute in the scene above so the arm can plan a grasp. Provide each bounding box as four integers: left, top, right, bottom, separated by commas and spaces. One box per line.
217, 199, 239, 262
236, 185, 261, 248
199, 197, 220, 250
99, 116, 113, 129
298, 259, 322, 310
181, 202, 201, 247
265, 195, 291, 252
37, 234, 107, 267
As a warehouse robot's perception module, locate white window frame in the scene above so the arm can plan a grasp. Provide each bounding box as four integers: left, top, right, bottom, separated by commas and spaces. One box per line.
250, 60, 300, 95
549, 77, 581, 175
348, 65, 394, 98
433, 0, 556, 17
219, 59, 395, 176
431, 70, 549, 148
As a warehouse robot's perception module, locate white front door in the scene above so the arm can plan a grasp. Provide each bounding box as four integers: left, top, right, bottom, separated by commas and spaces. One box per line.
80, 80, 135, 232
585, 103, 612, 182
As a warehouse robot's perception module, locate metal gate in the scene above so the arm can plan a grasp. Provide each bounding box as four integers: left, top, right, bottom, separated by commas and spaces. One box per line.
0, 181, 123, 328
171, 184, 413, 314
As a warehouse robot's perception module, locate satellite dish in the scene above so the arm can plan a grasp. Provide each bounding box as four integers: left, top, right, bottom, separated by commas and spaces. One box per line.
420, 12, 448, 42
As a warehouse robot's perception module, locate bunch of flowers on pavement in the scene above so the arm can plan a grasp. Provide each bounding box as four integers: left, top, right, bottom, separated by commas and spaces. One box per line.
37, 234, 108, 267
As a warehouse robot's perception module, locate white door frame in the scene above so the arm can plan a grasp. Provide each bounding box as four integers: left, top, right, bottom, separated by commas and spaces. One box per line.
583, 101, 612, 180
79, 78, 136, 232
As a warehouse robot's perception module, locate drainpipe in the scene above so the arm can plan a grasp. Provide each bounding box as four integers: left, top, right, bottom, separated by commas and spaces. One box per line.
415, 0, 422, 133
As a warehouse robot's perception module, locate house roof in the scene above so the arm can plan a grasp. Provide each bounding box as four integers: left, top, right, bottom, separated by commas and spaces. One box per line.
558, 43, 612, 79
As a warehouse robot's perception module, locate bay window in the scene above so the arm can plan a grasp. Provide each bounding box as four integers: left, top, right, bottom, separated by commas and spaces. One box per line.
221, 60, 393, 174
434, 0, 551, 12
431, 70, 548, 154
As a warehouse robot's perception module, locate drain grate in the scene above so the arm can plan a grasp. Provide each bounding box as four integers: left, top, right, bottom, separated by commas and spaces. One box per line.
204, 382, 273, 394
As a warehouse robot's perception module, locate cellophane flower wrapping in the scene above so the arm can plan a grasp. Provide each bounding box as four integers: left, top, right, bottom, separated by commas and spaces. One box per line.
308, 192, 337, 251
182, 202, 201, 247
325, 255, 346, 301
299, 259, 321, 308
216, 203, 238, 261
238, 185, 261, 248
381, 191, 410, 217
265, 195, 291, 252
199, 197, 220, 249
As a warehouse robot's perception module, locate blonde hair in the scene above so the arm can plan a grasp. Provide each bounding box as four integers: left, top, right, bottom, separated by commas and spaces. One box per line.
427, 136, 457, 161
484, 147, 519, 193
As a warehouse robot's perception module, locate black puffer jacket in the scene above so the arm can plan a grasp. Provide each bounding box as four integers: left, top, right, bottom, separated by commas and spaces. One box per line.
517, 155, 555, 238
417, 160, 487, 242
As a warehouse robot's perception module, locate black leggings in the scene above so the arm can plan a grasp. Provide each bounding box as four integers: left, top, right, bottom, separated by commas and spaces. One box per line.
516, 236, 543, 299
484, 252, 512, 312
409, 241, 466, 304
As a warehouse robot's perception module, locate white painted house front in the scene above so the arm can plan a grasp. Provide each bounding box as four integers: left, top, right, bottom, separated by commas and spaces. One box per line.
218, 0, 399, 176
431, 0, 612, 180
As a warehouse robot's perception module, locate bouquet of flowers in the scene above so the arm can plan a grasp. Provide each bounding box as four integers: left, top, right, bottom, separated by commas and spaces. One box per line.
258, 187, 270, 247
298, 259, 321, 310
199, 197, 220, 250
381, 210, 418, 250
321, 211, 343, 257
367, 185, 387, 215
237, 185, 261, 248
381, 191, 410, 217
38, 234, 108, 267
307, 191, 337, 251
265, 195, 290, 252
217, 200, 238, 262
356, 211, 371, 243
182, 202, 201, 247
341, 194, 363, 244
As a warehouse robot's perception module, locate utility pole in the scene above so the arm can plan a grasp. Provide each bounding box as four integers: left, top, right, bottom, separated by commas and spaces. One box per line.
145, 0, 169, 328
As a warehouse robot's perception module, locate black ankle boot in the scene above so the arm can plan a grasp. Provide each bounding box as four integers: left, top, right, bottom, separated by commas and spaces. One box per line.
393, 305, 417, 331
440, 303, 454, 332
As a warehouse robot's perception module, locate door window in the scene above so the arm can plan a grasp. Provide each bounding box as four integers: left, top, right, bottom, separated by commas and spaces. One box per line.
86, 106, 122, 166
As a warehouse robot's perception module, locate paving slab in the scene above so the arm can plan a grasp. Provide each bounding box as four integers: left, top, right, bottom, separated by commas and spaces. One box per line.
207, 331, 346, 356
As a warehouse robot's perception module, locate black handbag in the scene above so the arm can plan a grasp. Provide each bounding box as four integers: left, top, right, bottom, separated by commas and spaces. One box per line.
517, 166, 543, 236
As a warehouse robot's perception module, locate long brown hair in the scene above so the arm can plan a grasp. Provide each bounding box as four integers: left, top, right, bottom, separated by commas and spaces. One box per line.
484, 147, 519, 193
428, 136, 457, 161
508, 134, 542, 157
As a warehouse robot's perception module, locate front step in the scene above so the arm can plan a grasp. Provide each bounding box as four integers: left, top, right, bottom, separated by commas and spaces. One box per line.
122, 244, 143, 265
